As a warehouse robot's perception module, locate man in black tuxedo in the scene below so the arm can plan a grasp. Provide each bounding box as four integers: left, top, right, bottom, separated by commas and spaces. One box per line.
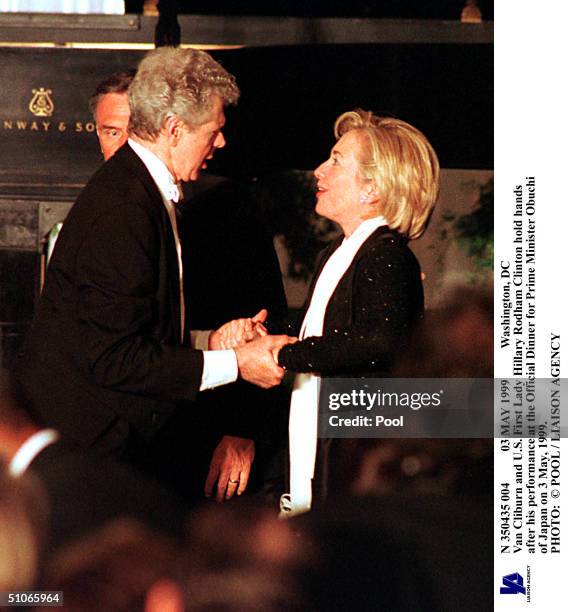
87, 69, 289, 504
15, 47, 292, 491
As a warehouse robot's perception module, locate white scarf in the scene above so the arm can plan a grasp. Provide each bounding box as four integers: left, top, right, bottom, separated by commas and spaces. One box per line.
280, 216, 386, 518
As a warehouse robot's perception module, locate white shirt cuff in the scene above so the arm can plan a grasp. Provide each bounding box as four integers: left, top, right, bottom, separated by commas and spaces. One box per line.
190, 330, 213, 350
200, 349, 238, 391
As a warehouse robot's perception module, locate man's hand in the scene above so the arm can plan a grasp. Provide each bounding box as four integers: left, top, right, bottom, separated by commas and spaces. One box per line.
235, 334, 294, 388
204, 436, 255, 501
209, 309, 268, 350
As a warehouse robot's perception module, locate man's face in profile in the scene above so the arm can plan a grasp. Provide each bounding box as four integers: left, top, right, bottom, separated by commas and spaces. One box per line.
169, 96, 227, 183
94, 92, 130, 160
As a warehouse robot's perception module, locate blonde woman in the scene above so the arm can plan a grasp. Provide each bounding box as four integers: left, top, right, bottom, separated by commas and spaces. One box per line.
274, 110, 440, 516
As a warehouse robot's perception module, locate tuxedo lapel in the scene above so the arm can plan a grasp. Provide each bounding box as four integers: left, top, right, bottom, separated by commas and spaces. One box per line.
114, 144, 184, 345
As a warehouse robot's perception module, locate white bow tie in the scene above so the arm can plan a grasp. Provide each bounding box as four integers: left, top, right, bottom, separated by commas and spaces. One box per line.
168, 182, 180, 203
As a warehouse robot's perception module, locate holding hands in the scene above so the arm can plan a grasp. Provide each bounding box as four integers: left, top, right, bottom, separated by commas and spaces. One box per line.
209, 309, 297, 388
235, 334, 295, 388
209, 309, 268, 350
201, 310, 296, 499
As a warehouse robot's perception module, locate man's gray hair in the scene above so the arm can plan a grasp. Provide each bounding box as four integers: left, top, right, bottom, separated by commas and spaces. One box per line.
128, 47, 240, 140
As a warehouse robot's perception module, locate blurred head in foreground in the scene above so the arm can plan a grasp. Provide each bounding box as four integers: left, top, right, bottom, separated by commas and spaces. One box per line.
42, 519, 181, 612
0, 468, 47, 590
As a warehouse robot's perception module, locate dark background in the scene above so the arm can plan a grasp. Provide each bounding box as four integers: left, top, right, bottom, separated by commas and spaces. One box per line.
0, 42, 492, 192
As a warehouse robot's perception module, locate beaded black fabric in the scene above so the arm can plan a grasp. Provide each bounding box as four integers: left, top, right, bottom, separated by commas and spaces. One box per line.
276, 226, 424, 376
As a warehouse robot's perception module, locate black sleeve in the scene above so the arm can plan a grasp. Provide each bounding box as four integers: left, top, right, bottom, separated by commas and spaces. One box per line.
277, 243, 423, 375
76, 204, 203, 401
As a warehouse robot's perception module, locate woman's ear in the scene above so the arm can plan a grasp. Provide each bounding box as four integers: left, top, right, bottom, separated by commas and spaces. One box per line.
360, 186, 380, 205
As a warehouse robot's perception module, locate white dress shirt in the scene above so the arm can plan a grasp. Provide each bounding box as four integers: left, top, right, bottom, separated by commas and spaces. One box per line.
128, 139, 238, 391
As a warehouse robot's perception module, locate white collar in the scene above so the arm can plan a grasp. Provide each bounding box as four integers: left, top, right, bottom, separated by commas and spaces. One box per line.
128, 138, 180, 203
343, 215, 388, 244
9, 429, 60, 478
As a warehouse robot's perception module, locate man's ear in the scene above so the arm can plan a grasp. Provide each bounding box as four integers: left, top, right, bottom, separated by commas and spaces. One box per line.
163, 115, 183, 144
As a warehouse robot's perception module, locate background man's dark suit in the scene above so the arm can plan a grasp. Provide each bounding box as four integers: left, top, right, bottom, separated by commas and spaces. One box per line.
153, 175, 290, 502
16, 144, 204, 469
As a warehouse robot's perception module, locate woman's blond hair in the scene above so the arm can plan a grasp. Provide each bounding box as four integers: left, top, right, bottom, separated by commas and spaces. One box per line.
334, 109, 440, 239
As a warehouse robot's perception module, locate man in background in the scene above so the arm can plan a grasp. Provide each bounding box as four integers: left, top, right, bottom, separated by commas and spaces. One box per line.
89, 69, 134, 161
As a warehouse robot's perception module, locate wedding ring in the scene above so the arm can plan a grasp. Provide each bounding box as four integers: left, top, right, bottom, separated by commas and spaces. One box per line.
228, 479, 240, 484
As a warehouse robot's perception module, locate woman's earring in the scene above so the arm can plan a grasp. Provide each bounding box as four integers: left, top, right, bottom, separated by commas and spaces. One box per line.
360, 194, 370, 204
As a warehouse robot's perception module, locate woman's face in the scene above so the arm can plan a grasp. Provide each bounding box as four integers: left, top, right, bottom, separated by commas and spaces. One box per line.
314, 130, 370, 233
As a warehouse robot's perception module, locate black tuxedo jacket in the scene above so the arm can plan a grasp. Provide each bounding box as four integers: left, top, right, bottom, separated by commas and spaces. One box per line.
16, 144, 203, 456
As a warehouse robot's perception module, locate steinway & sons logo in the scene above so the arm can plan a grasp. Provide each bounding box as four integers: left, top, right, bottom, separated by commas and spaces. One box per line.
2, 86, 95, 134
29, 87, 54, 117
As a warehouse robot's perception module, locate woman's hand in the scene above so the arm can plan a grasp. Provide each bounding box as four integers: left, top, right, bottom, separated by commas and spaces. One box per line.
271, 336, 298, 365
209, 309, 268, 350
